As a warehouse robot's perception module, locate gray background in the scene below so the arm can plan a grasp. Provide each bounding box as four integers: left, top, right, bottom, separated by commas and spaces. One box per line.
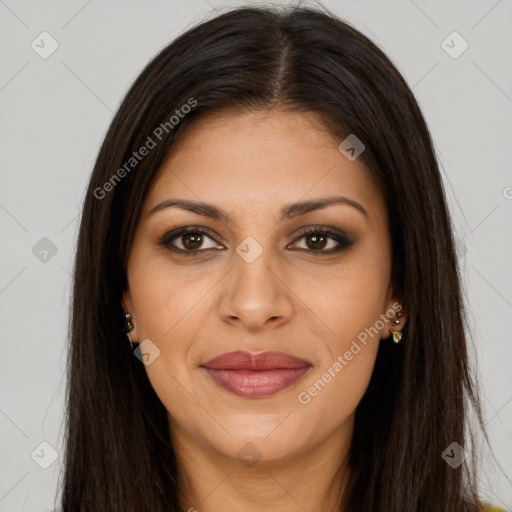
1, 0, 511, 510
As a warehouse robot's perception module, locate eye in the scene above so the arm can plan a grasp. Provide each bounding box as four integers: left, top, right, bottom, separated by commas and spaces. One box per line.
159, 225, 354, 256
289, 226, 354, 253
159, 226, 224, 254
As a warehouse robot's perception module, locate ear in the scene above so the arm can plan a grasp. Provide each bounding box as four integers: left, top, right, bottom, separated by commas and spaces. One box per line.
122, 289, 132, 312
122, 289, 140, 344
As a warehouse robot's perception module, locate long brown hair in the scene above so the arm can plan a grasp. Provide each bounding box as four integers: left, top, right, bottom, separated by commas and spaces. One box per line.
61, 4, 491, 511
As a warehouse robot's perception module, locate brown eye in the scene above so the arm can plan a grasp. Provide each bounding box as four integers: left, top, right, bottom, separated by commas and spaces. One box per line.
181, 232, 204, 251
159, 227, 224, 253
303, 232, 330, 251
290, 227, 354, 253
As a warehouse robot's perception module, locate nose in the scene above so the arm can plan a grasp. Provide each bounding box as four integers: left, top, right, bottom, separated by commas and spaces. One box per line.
218, 248, 295, 332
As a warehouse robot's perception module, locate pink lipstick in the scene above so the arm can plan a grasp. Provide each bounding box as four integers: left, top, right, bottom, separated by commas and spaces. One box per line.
202, 350, 311, 398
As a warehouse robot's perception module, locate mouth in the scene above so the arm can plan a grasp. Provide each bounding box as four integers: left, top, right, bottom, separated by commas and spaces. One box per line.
201, 350, 312, 399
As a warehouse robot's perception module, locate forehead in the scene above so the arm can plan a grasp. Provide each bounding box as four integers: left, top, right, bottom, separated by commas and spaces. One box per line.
143, 109, 386, 225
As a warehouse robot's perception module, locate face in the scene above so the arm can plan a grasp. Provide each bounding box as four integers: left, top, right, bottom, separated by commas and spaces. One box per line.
123, 109, 405, 466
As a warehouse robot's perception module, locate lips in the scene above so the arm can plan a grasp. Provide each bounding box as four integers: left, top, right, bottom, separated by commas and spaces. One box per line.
203, 350, 311, 371
202, 350, 311, 398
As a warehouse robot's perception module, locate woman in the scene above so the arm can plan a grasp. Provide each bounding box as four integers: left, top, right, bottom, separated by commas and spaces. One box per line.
60, 4, 505, 511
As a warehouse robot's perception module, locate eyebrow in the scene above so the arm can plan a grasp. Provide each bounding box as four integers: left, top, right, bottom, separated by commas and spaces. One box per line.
148, 195, 369, 223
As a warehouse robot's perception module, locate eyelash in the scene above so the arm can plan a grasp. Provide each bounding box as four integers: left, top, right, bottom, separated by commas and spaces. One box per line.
158, 225, 354, 256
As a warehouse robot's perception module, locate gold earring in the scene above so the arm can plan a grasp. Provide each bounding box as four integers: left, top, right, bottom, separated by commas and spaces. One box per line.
391, 311, 403, 344
124, 312, 134, 333
391, 330, 402, 343
124, 312, 136, 349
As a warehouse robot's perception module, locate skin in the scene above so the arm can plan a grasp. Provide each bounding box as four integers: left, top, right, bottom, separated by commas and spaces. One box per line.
123, 109, 407, 512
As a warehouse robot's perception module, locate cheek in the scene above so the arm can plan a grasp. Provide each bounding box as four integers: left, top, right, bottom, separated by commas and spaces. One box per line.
292, 249, 388, 413
296, 253, 391, 349
127, 246, 219, 341
126, 250, 218, 394
295, 266, 387, 419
